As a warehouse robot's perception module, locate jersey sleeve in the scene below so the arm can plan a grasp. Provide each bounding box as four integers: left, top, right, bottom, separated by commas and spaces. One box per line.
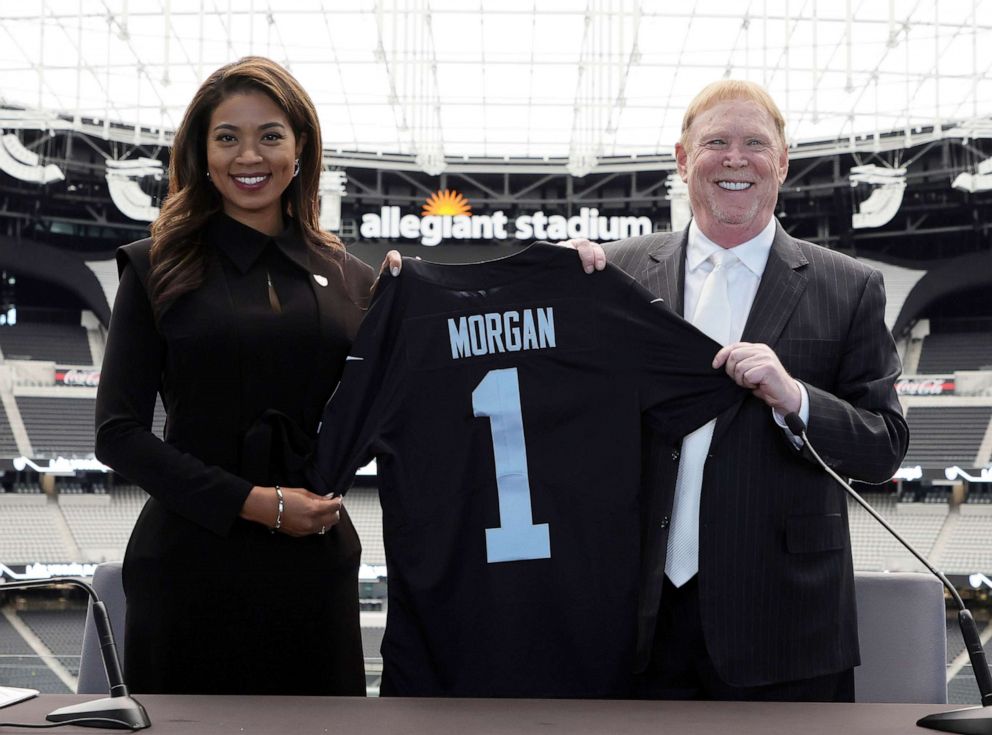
620, 280, 746, 443
306, 271, 406, 496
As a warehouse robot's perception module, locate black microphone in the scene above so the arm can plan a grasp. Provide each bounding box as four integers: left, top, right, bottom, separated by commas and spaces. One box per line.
0, 577, 150, 730
784, 413, 992, 734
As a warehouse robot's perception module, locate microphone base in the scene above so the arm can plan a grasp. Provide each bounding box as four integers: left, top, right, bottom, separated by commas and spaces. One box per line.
917, 705, 992, 735
46, 695, 151, 730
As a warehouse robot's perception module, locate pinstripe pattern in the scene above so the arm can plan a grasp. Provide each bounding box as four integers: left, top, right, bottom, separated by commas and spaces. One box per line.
606, 222, 909, 688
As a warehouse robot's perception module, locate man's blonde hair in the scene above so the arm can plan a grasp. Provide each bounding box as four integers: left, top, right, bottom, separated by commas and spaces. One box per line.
679, 80, 787, 149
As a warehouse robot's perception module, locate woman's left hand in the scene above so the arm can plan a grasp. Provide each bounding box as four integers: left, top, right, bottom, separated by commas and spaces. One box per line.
379, 250, 402, 277
372, 250, 404, 295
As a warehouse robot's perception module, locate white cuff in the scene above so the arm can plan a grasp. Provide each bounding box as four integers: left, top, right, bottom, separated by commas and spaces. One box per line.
772, 380, 809, 447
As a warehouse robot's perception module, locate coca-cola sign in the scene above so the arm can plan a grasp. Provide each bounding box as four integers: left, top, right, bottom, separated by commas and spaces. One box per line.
55, 368, 101, 387
895, 377, 955, 396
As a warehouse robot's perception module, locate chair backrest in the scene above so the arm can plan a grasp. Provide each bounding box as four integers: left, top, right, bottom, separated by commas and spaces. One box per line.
76, 561, 126, 694
854, 570, 947, 703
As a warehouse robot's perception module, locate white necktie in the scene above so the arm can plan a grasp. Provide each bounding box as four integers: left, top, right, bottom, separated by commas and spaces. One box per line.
665, 249, 739, 587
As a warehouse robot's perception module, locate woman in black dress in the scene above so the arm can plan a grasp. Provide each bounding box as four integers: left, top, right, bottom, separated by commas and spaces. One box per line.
95, 57, 374, 695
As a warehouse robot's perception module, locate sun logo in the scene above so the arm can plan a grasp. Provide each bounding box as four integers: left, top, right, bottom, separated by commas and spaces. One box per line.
422, 189, 472, 217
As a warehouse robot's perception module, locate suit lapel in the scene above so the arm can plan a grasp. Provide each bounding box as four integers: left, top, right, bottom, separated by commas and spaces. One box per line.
711, 222, 809, 445
646, 230, 688, 315
740, 223, 808, 345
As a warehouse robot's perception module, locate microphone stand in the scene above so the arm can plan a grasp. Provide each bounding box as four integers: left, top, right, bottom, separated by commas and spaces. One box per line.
784, 414, 992, 735
0, 577, 150, 730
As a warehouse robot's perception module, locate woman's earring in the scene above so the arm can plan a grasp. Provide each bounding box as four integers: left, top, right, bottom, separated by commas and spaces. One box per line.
293, 159, 301, 178
206, 170, 211, 179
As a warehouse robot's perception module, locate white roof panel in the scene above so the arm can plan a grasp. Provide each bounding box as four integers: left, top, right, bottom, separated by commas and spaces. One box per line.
2, 1, 991, 172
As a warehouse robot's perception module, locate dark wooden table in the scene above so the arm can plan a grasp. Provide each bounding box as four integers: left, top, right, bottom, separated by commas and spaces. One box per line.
0, 694, 972, 734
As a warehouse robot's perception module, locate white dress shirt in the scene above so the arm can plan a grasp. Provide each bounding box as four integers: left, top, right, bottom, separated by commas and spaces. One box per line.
684, 218, 809, 437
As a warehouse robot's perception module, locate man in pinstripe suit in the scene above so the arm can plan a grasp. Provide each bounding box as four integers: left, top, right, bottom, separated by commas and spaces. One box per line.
573, 80, 908, 700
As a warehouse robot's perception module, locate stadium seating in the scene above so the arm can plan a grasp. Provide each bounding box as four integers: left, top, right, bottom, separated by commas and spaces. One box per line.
903, 406, 992, 468
848, 493, 946, 572
937, 515, 992, 575
59, 488, 147, 563
917, 332, 992, 373
0, 494, 75, 563
5, 481, 42, 494
362, 625, 384, 660
948, 668, 983, 705
15, 396, 95, 458
346, 487, 386, 566
947, 618, 969, 667
0, 614, 70, 693
966, 486, 992, 505
923, 487, 952, 504
17, 609, 85, 677
0, 322, 92, 364
0, 400, 19, 458
945, 623, 992, 706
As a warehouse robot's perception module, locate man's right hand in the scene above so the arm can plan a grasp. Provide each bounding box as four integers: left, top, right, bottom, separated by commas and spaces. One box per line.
561, 239, 607, 274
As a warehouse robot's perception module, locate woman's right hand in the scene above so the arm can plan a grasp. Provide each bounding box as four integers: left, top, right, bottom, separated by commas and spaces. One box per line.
241, 485, 343, 537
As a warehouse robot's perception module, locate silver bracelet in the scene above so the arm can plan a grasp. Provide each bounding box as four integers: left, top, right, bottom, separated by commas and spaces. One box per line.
270, 486, 284, 533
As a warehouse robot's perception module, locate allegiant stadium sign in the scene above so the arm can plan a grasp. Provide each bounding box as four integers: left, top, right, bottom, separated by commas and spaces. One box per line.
359, 189, 653, 246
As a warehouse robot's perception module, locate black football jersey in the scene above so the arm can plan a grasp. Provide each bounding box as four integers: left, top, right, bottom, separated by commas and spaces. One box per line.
308, 241, 744, 697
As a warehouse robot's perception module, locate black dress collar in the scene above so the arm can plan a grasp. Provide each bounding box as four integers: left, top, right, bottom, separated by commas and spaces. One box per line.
205, 212, 306, 274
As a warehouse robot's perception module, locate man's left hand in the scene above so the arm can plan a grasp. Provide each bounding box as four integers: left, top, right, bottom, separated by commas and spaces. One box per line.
713, 342, 802, 414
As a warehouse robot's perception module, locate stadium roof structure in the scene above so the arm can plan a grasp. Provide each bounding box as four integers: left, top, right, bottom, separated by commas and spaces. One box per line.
2, 0, 992, 177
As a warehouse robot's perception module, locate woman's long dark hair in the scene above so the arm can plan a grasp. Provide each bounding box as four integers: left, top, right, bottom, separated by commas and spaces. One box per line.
148, 56, 343, 313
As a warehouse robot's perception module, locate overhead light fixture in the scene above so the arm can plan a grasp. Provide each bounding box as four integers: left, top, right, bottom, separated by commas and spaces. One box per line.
952, 158, 992, 193
416, 146, 446, 176
105, 158, 163, 221
849, 164, 907, 229
566, 151, 597, 178
0, 133, 64, 184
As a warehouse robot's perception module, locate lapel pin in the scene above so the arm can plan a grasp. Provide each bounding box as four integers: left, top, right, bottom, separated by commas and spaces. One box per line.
313, 274, 328, 287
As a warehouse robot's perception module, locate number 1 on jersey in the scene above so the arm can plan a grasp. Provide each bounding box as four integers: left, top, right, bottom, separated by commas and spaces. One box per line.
473, 367, 551, 564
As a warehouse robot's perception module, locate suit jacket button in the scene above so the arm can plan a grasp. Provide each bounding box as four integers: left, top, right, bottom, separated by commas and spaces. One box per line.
660, 516, 670, 529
